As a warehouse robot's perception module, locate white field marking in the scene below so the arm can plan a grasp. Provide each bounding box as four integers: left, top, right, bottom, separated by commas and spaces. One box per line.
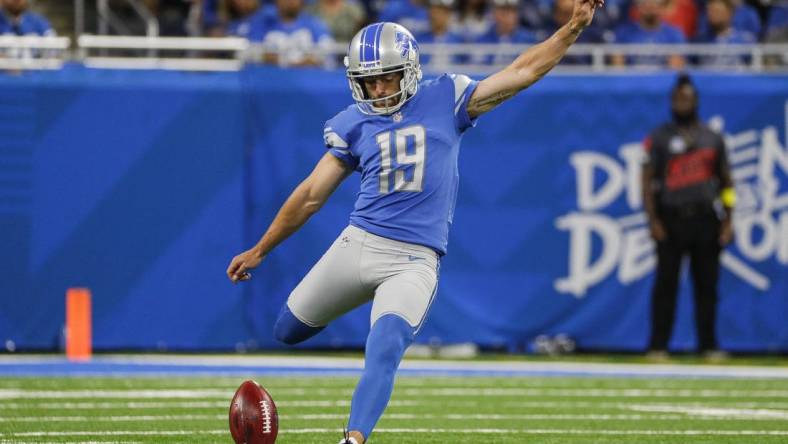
3, 431, 228, 437
396, 388, 788, 398
0, 413, 696, 422
6, 412, 788, 423
626, 404, 788, 420
1, 399, 786, 411
0, 389, 233, 399
284, 413, 689, 421
0, 401, 229, 409
283, 429, 788, 436
0, 441, 140, 444
3, 387, 788, 399
4, 354, 788, 378
6, 429, 788, 438
0, 399, 418, 409
0, 414, 225, 422
443, 400, 788, 410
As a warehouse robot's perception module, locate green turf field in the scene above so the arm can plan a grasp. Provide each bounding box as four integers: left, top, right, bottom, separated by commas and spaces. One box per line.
1, 375, 788, 443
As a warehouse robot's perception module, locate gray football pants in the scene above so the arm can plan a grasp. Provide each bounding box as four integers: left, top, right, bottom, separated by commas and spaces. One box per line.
287, 225, 439, 332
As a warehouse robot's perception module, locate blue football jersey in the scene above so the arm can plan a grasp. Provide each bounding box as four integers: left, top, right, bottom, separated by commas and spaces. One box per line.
0, 11, 54, 36
324, 74, 479, 255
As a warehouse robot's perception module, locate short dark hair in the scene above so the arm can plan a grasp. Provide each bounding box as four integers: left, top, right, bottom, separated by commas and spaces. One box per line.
671, 73, 698, 98
707, 0, 734, 11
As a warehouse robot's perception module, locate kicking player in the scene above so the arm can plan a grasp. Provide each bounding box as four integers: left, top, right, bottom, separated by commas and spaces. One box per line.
226, 0, 602, 441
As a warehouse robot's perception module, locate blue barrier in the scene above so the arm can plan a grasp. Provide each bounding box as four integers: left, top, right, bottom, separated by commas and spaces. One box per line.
1, 66, 786, 352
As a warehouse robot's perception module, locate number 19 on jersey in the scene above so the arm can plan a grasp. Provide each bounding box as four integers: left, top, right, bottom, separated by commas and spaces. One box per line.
376, 125, 426, 194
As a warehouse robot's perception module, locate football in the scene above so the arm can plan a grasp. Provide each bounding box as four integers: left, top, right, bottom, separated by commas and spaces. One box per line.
229, 380, 279, 444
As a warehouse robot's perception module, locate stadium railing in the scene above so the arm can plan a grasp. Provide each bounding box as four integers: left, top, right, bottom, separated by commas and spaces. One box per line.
1, 35, 787, 73
0, 35, 70, 70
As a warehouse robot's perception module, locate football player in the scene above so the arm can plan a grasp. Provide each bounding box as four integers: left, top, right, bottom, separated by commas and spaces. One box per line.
226, 0, 602, 442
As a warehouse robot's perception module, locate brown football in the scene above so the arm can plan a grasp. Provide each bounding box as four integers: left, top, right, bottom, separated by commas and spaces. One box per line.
229, 380, 279, 444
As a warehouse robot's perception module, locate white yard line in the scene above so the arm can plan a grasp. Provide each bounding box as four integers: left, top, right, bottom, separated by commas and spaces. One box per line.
0, 389, 233, 399
0, 414, 225, 422
5, 412, 788, 423
4, 429, 788, 437
396, 388, 788, 397
0, 442, 140, 444
0, 399, 423, 409
0, 413, 699, 422
0, 401, 230, 409
625, 404, 788, 420
2, 399, 787, 411
2, 387, 788, 399
3, 431, 227, 437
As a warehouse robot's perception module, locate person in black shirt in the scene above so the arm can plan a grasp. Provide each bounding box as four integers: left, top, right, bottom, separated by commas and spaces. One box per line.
641, 73, 735, 361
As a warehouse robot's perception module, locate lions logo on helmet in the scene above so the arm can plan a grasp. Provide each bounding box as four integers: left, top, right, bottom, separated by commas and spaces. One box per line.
344, 22, 423, 115
394, 30, 418, 59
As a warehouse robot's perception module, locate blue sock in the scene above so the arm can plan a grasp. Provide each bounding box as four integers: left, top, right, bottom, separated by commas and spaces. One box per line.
272, 305, 324, 345
348, 314, 415, 439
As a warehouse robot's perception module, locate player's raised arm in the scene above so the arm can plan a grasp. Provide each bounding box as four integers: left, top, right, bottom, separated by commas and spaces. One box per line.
226, 153, 353, 283
467, 0, 603, 118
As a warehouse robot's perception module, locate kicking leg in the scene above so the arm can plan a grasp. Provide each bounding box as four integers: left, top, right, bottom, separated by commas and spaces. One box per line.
346, 314, 415, 443
345, 239, 439, 443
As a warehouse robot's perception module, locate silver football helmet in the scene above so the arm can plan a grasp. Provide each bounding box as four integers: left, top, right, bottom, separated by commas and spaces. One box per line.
344, 22, 423, 115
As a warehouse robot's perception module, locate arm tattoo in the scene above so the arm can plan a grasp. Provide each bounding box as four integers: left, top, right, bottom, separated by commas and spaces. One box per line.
467, 89, 517, 116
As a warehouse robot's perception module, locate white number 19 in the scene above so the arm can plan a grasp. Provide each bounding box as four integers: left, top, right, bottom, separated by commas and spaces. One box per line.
376, 125, 426, 194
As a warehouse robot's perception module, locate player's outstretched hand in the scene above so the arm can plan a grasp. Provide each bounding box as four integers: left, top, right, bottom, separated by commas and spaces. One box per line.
226, 248, 264, 284
571, 0, 604, 31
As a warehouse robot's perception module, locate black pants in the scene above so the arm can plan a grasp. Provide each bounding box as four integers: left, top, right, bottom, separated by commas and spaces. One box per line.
648, 209, 721, 353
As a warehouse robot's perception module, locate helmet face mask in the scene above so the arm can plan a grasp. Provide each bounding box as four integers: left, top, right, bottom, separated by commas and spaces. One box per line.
345, 23, 423, 115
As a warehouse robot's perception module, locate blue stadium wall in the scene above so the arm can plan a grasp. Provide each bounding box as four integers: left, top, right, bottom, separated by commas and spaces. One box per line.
1, 66, 786, 352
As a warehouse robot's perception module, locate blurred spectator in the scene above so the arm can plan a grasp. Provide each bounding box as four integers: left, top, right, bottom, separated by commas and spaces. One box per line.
259, 0, 334, 67
695, 0, 755, 68
765, 2, 788, 40
144, 0, 198, 36
642, 73, 734, 362
696, 0, 761, 41
589, 0, 626, 34
520, 0, 552, 30
519, 0, 627, 37
378, 0, 430, 35
307, 0, 366, 43
224, 0, 270, 40
0, 0, 54, 36
536, 0, 604, 64
764, 2, 788, 66
629, 0, 698, 38
0, 0, 53, 62
455, 0, 491, 41
613, 0, 685, 69
202, 0, 221, 31
474, 0, 536, 66
415, 0, 464, 70
662, 0, 698, 38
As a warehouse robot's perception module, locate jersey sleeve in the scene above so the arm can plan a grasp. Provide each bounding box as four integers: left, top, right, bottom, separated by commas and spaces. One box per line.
448, 73, 479, 133
323, 110, 361, 171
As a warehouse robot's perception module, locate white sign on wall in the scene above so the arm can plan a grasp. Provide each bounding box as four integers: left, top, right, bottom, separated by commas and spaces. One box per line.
555, 103, 788, 297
